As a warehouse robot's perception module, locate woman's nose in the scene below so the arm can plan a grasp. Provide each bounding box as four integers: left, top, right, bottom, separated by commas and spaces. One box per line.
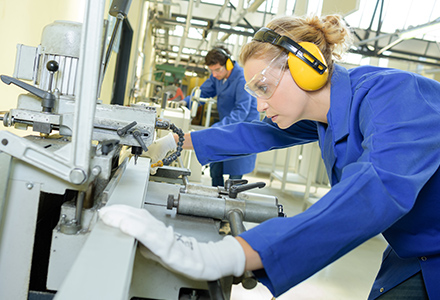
257, 99, 269, 112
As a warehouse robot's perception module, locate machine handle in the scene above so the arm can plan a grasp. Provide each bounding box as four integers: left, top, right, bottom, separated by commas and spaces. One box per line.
241, 271, 258, 290
101, 139, 120, 155
224, 178, 248, 190
1, 75, 55, 102
117, 121, 137, 136
46, 60, 59, 92
1, 75, 56, 112
132, 129, 148, 152
226, 210, 258, 290
228, 182, 266, 199
207, 280, 227, 300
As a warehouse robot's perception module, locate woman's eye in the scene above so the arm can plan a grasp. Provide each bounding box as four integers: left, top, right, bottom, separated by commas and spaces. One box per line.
257, 84, 268, 94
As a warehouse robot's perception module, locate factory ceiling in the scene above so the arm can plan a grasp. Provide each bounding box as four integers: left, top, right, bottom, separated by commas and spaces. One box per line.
145, 0, 440, 74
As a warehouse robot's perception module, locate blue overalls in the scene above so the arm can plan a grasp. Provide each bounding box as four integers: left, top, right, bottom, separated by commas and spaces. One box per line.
185, 61, 259, 182
191, 64, 440, 299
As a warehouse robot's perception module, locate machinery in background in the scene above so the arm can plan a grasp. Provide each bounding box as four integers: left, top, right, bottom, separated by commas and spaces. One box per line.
187, 86, 218, 127
0, 1, 284, 299
154, 63, 186, 87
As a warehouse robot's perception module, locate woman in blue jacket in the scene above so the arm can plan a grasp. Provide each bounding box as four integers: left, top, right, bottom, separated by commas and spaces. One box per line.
100, 15, 440, 299
183, 46, 260, 187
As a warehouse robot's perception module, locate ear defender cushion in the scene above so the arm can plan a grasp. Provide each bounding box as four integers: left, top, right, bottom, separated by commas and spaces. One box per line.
215, 48, 234, 71
225, 58, 234, 71
287, 42, 329, 91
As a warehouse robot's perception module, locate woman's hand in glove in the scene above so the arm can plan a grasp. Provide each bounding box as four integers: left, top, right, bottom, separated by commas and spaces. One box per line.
145, 133, 177, 175
98, 204, 246, 281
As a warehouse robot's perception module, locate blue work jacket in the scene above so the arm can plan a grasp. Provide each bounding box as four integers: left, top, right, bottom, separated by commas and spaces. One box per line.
186, 61, 259, 175
191, 64, 440, 299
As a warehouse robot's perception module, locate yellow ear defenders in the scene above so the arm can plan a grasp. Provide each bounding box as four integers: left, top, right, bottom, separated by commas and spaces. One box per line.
252, 27, 328, 91
215, 48, 234, 71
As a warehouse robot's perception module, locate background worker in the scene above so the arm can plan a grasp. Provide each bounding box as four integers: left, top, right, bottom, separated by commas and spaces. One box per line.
183, 46, 260, 187
167, 81, 185, 101
100, 14, 440, 299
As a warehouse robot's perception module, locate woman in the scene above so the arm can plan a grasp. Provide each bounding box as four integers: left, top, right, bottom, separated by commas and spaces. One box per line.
100, 15, 440, 299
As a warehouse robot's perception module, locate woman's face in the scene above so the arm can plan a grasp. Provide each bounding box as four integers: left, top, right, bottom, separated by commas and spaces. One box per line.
244, 57, 309, 129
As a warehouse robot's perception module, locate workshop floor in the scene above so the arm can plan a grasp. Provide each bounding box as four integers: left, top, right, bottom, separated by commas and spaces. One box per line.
194, 170, 388, 300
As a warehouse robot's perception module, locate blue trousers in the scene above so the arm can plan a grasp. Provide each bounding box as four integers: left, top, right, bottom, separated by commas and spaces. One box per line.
209, 162, 242, 187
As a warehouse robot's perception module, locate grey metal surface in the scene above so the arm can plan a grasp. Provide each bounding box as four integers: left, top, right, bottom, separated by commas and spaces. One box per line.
130, 249, 209, 300
144, 181, 223, 243
46, 230, 89, 290
0, 131, 82, 185
69, 0, 105, 179
130, 180, 226, 299
54, 157, 150, 300
184, 182, 278, 205
0, 163, 42, 300
227, 210, 246, 237
4, 146, 85, 195
0, 152, 12, 226
172, 192, 279, 224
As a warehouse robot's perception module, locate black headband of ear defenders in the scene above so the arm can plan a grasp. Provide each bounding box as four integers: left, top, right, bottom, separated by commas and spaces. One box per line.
252, 27, 327, 75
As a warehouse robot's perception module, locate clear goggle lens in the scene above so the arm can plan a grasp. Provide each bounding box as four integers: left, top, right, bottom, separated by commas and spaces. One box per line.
245, 52, 288, 100
208, 66, 225, 74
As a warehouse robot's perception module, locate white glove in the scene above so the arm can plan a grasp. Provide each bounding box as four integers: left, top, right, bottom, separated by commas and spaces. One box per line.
145, 132, 177, 175
98, 204, 246, 281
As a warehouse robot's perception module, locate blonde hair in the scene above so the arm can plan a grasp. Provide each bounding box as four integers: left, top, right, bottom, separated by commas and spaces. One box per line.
239, 15, 352, 76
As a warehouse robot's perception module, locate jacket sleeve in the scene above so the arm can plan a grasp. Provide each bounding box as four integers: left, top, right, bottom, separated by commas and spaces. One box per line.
191, 119, 319, 165
199, 76, 217, 99
212, 77, 255, 127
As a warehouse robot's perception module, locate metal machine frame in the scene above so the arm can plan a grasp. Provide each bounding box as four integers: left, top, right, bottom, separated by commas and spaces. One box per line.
0, 1, 284, 299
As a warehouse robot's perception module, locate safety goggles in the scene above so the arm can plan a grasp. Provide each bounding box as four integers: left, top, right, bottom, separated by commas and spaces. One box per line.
244, 52, 288, 99
208, 65, 225, 74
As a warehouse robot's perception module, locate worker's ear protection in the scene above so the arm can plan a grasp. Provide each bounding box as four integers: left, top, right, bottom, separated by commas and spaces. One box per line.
252, 27, 329, 91
215, 48, 234, 71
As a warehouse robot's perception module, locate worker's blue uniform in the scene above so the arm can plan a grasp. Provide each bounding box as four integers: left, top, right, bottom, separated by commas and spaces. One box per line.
184, 61, 259, 176
190, 64, 440, 299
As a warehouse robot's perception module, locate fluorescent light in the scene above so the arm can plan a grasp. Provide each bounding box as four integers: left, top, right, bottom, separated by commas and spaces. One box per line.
190, 19, 207, 26
400, 21, 440, 40
377, 38, 403, 55
185, 71, 197, 77
377, 20, 440, 55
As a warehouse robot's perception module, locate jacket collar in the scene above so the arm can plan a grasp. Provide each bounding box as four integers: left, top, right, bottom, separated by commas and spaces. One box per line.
327, 64, 352, 143
227, 61, 241, 80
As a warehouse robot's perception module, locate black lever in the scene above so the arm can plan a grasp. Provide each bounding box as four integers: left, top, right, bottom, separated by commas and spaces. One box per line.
117, 121, 137, 136
1, 75, 56, 113
225, 179, 248, 190
132, 129, 148, 152
228, 182, 266, 199
101, 139, 120, 155
46, 60, 59, 92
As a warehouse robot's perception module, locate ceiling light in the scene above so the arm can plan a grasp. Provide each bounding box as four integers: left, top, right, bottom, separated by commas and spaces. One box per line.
400, 21, 440, 40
